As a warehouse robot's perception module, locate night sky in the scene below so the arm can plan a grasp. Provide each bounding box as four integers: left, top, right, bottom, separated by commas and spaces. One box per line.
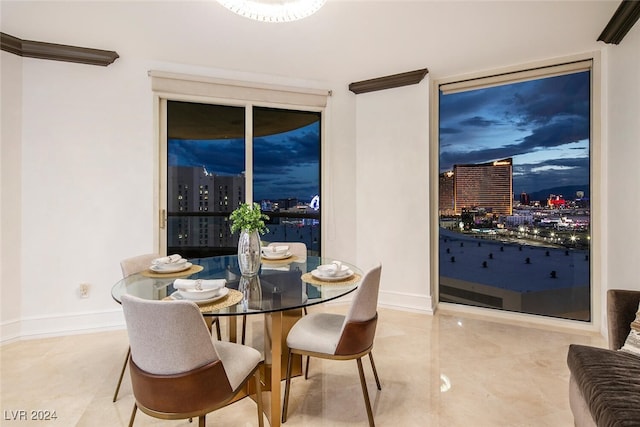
169, 121, 320, 202
439, 71, 590, 195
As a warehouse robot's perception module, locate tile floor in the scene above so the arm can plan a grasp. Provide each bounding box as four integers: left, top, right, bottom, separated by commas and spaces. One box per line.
0, 306, 605, 426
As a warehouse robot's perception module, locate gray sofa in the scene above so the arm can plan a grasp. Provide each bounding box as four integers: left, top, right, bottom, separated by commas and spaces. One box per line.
567, 289, 640, 427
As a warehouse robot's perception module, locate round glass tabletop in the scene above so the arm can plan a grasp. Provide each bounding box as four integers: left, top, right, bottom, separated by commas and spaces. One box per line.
111, 255, 363, 316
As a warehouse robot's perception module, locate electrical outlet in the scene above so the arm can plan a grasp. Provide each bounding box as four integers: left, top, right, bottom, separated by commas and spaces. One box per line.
79, 283, 90, 298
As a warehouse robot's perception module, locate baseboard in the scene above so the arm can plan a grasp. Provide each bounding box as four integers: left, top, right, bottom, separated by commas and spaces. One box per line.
0, 318, 21, 344
323, 289, 433, 314
379, 289, 434, 314
1, 309, 126, 344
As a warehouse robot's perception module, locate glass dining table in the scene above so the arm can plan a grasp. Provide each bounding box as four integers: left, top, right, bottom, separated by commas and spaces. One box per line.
111, 253, 363, 427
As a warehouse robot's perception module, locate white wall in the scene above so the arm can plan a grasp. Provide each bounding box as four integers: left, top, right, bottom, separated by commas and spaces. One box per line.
355, 80, 432, 313
322, 86, 358, 265
605, 24, 640, 293
16, 57, 155, 338
1, 51, 23, 339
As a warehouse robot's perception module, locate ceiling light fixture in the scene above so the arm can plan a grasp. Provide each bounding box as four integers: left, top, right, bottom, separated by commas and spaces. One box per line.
216, 0, 326, 23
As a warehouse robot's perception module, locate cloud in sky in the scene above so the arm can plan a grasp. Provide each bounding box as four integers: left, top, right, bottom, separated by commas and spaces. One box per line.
439, 71, 590, 194
169, 139, 245, 175
253, 127, 320, 200
169, 121, 320, 202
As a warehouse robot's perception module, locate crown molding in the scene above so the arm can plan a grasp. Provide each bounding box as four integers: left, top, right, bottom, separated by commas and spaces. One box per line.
597, 0, 640, 45
0, 32, 119, 66
349, 68, 429, 94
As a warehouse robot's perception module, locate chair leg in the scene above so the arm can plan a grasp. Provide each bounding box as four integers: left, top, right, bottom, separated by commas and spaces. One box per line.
282, 349, 294, 423
304, 355, 310, 380
113, 347, 131, 402
241, 314, 247, 345
198, 415, 205, 427
255, 369, 264, 427
357, 358, 375, 427
128, 403, 137, 427
368, 352, 382, 390
214, 317, 222, 341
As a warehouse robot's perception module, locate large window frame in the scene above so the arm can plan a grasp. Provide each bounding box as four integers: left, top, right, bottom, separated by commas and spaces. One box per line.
149, 71, 330, 256
430, 53, 602, 329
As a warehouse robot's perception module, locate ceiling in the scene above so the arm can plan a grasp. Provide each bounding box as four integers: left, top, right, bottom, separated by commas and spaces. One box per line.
0, 1, 620, 87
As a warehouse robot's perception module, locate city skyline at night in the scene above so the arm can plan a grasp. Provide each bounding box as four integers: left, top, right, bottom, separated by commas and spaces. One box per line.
439, 70, 590, 196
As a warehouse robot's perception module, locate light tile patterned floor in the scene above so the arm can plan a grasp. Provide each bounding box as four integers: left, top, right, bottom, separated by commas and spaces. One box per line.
0, 306, 605, 426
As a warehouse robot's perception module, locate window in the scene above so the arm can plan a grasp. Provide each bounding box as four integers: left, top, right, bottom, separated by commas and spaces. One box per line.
151, 71, 329, 258
163, 101, 322, 258
435, 58, 597, 322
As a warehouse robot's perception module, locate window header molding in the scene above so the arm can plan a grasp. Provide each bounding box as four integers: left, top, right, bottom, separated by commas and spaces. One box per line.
148, 70, 330, 108
439, 59, 592, 95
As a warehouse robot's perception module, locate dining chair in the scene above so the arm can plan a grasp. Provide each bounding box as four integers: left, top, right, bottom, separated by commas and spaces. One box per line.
241, 242, 308, 345
113, 253, 222, 402
120, 253, 163, 279
121, 294, 264, 427
268, 242, 307, 261
282, 264, 383, 427
112, 253, 161, 402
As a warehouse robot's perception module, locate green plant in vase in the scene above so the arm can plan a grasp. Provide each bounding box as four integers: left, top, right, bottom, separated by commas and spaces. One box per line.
229, 203, 269, 276
229, 202, 269, 234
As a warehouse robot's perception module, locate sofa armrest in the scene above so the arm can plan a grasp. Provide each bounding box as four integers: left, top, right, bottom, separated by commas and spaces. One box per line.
607, 289, 640, 350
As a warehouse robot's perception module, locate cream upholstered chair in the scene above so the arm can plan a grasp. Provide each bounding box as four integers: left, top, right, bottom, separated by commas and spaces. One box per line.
121, 294, 264, 427
120, 253, 162, 279
113, 253, 161, 402
282, 264, 383, 427
268, 241, 307, 260
113, 253, 222, 402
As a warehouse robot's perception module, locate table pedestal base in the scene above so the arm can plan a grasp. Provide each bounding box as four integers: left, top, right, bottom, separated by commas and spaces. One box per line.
230, 309, 303, 427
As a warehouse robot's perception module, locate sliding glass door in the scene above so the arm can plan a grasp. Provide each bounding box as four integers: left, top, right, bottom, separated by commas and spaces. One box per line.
163, 100, 321, 258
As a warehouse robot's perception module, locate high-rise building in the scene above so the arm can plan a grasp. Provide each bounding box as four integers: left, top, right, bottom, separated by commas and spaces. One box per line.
168, 166, 245, 249
453, 158, 513, 215
439, 171, 455, 216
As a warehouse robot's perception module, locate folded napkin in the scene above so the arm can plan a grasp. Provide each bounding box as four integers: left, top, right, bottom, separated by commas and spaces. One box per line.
263, 245, 289, 254
317, 261, 348, 276
174, 278, 226, 291
152, 254, 184, 265
261, 265, 291, 271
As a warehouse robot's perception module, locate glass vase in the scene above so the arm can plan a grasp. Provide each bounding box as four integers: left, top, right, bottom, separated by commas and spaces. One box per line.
239, 275, 262, 310
237, 229, 262, 276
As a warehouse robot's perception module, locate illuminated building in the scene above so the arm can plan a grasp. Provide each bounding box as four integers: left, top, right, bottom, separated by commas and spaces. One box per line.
439, 170, 455, 216
168, 166, 244, 249
453, 158, 513, 215
547, 194, 566, 208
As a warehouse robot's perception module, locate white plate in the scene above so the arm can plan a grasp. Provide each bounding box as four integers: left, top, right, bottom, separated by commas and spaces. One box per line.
178, 286, 223, 300
262, 251, 292, 260
317, 263, 350, 276
311, 269, 354, 281
150, 262, 192, 273
169, 287, 229, 304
